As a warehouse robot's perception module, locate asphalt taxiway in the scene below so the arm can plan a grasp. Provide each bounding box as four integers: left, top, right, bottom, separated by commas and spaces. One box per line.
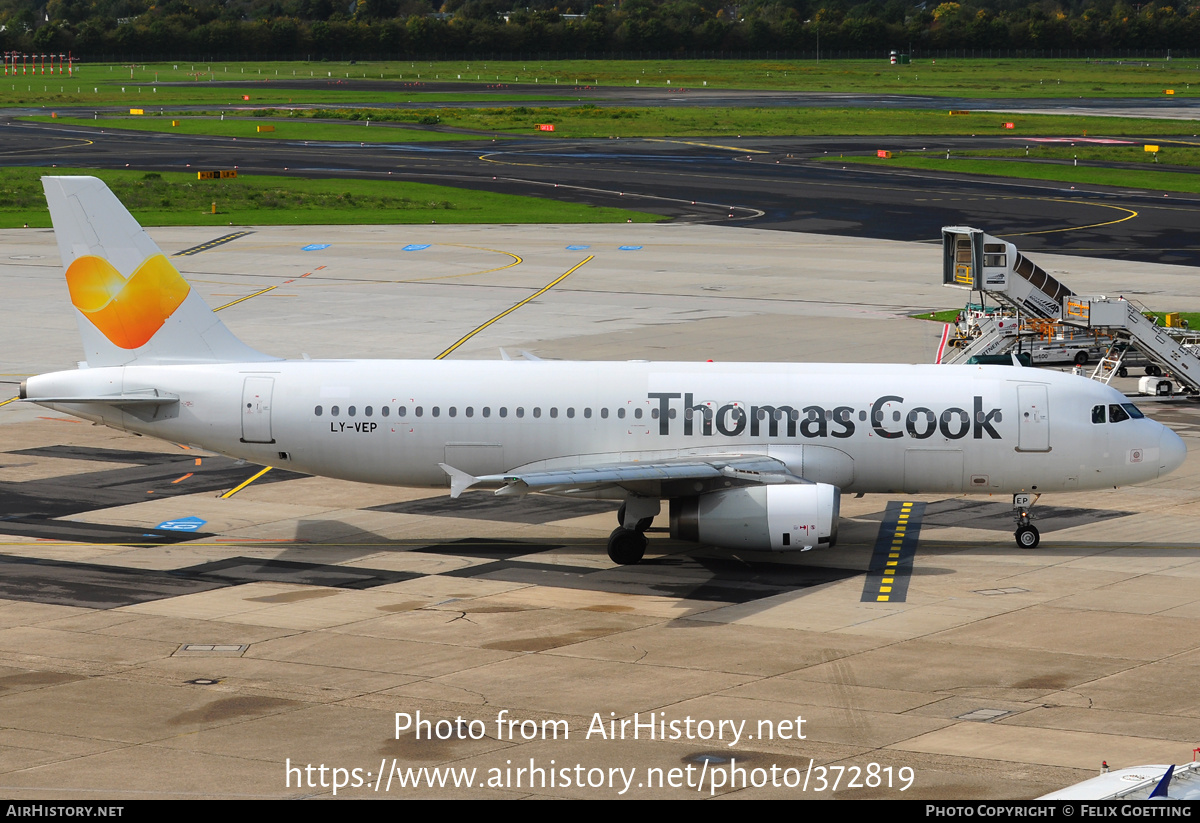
1, 223, 1199, 798
6, 117, 1200, 266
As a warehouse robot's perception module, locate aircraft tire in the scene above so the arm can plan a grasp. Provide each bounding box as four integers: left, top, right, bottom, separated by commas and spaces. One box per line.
1015, 525, 1040, 549
607, 528, 647, 565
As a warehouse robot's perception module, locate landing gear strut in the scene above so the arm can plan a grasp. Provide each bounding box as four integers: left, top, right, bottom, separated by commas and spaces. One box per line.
1013, 492, 1041, 549
616, 502, 654, 533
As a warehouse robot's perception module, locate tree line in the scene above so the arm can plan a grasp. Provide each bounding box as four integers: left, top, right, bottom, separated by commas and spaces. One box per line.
2, 0, 1198, 60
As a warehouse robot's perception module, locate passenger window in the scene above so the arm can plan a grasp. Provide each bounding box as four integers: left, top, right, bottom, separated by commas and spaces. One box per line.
634, 408, 643, 419
500, 407, 507, 418
516, 407, 524, 418
550, 408, 558, 418
1109, 404, 1130, 423
348, 406, 356, 417
465, 407, 473, 417
584, 408, 592, 418
482, 407, 490, 417
601, 408, 609, 419
1092, 405, 1106, 424
567, 408, 575, 418
382, 406, 390, 417
314, 405, 323, 416
398, 406, 406, 417
650, 408, 658, 419
669, 409, 677, 419
415, 406, 423, 417
448, 407, 456, 417
365, 406, 372, 417
533, 408, 541, 418
331, 405, 340, 416
618, 408, 626, 419
432, 407, 440, 417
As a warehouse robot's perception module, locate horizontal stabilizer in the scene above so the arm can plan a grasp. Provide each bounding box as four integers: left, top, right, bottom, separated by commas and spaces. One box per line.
22, 393, 179, 406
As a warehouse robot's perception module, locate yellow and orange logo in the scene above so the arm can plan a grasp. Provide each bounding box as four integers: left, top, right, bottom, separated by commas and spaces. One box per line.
65, 254, 190, 350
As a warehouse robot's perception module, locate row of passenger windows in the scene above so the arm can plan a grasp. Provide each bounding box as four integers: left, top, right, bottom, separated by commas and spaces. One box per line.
317, 404, 644, 419
1092, 403, 1145, 424
312, 404, 1002, 424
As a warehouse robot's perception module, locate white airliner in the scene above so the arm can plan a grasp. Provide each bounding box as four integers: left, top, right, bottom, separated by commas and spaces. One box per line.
19, 177, 1188, 564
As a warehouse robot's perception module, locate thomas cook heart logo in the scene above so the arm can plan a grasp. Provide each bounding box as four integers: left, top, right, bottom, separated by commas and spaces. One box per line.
65, 254, 191, 349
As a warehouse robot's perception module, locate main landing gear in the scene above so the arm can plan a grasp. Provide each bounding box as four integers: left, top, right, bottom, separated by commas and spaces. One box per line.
607, 502, 654, 565
1013, 492, 1040, 549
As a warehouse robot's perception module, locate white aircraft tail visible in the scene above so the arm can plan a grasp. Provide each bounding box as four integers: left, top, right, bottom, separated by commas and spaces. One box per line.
42, 176, 277, 368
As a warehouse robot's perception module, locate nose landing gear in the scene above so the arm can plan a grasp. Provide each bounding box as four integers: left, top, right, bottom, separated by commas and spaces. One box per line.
1013, 492, 1041, 549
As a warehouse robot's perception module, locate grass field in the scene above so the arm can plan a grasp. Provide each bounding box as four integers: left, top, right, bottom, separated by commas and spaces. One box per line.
830, 152, 1200, 193
5, 57, 1200, 108
0, 167, 660, 228
24, 107, 1200, 142
961, 142, 1200, 167
25, 115, 495, 143
310, 106, 1200, 138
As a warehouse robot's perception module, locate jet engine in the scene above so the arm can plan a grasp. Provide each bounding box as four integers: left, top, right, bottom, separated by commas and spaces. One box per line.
669, 483, 840, 551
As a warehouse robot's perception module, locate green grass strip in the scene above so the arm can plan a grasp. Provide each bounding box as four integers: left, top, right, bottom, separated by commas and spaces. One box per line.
25, 115, 492, 143
32, 107, 1200, 141
8, 58, 1200, 104
0, 167, 661, 228
832, 154, 1200, 193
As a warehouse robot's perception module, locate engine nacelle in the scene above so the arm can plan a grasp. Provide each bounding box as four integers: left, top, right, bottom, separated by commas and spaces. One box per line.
670, 483, 841, 552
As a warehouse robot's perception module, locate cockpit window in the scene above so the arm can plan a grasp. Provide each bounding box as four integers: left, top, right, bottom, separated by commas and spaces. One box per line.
1109, 404, 1130, 423
1121, 403, 1145, 419
1092, 405, 1105, 424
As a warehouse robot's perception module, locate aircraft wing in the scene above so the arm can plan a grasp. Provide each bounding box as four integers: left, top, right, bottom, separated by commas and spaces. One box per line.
439, 454, 803, 498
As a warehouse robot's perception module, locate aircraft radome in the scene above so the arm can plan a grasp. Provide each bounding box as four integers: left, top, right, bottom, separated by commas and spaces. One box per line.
18, 177, 1188, 565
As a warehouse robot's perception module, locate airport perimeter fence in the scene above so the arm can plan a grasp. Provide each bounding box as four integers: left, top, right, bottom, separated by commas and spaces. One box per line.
74, 48, 1200, 64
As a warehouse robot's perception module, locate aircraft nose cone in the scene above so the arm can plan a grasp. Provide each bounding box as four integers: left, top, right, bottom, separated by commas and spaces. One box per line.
1160, 426, 1187, 477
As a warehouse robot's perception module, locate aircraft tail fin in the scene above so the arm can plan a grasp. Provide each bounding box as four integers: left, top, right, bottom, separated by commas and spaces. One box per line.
42, 176, 277, 368
1149, 765, 1175, 799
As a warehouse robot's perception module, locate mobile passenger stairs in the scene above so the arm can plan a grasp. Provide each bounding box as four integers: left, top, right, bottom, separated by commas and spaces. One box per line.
937, 226, 1200, 547
938, 226, 1200, 397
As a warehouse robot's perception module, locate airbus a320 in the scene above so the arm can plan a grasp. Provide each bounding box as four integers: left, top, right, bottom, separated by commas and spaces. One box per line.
19, 177, 1187, 564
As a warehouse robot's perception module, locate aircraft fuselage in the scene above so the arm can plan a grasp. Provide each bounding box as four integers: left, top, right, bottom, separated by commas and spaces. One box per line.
26, 360, 1183, 496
